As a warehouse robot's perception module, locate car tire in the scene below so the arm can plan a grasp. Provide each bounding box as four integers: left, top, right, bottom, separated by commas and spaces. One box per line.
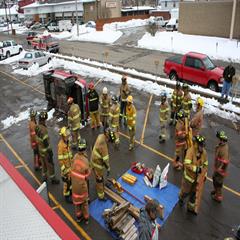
169, 71, 178, 81
6, 51, 10, 58
208, 80, 218, 92
18, 48, 23, 54
47, 58, 51, 63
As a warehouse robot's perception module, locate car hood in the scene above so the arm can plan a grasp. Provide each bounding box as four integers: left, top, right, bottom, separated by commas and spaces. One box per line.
210, 66, 223, 76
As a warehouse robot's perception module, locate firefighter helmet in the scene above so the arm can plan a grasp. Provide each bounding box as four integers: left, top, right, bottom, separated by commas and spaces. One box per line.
195, 135, 206, 146
196, 97, 204, 107
59, 126, 70, 137
88, 82, 94, 90
121, 75, 127, 82
104, 127, 115, 143
29, 108, 37, 118
111, 95, 118, 103
160, 91, 167, 101
103, 87, 108, 94
39, 111, 48, 121
177, 109, 185, 119
127, 95, 133, 103
216, 130, 228, 141
182, 83, 189, 90
67, 97, 74, 104
78, 138, 87, 151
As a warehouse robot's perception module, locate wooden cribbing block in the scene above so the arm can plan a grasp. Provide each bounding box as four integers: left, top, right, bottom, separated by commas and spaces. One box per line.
144, 195, 164, 220
122, 174, 137, 185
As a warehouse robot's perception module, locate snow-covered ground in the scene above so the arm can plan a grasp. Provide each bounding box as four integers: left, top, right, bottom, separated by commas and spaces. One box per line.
0, 23, 28, 34
138, 32, 240, 62
0, 50, 26, 64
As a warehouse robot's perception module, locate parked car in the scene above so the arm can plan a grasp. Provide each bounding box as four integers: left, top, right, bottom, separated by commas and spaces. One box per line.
25, 20, 35, 28
26, 31, 38, 45
47, 20, 72, 32
154, 16, 167, 27
85, 21, 96, 28
164, 52, 224, 92
166, 18, 178, 31
0, 21, 8, 27
30, 22, 43, 30
31, 34, 59, 53
18, 51, 51, 69
0, 40, 23, 59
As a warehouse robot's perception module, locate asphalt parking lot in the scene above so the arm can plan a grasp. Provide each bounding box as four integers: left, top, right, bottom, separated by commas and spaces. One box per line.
0, 61, 240, 240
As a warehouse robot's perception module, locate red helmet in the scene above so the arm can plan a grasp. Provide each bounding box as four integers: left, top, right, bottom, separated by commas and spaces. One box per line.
67, 97, 73, 104
88, 82, 94, 90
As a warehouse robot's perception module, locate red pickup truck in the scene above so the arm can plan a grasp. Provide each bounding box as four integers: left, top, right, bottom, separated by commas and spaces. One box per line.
164, 52, 224, 92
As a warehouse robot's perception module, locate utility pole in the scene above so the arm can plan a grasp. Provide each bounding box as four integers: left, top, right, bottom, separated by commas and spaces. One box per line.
230, 0, 237, 40
7, 0, 13, 33
3, 0, 9, 35
75, 0, 79, 37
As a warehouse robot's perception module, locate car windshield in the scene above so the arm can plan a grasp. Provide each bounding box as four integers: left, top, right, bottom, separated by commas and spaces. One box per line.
202, 57, 215, 70
24, 53, 33, 59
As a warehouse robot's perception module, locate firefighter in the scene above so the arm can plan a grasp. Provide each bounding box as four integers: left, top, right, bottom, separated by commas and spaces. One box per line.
190, 97, 204, 137
211, 131, 229, 203
126, 95, 137, 151
58, 127, 73, 202
100, 87, 111, 128
173, 110, 187, 170
35, 111, 59, 184
119, 75, 131, 125
87, 82, 100, 129
71, 138, 91, 224
109, 95, 120, 148
179, 135, 208, 214
170, 82, 183, 125
67, 97, 81, 148
182, 83, 192, 119
91, 127, 114, 201
28, 109, 41, 171
159, 91, 170, 143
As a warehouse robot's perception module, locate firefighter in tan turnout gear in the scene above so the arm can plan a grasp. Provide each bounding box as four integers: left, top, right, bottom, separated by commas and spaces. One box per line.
126, 95, 137, 151
182, 83, 192, 119
211, 131, 229, 203
100, 87, 111, 128
35, 111, 59, 184
173, 110, 187, 170
28, 109, 41, 171
91, 128, 114, 201
58, 127, 73, 202
67, 97, 81, 148
119, 75, 131, 125
190, 97, 204, 137
179, 135, 208, 214
159, 91, 170, 143
71, 138, 91, 224
109, 95, 120, 148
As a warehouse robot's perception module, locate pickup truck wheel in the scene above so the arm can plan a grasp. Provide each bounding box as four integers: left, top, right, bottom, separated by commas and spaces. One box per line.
169, 71, 178, 81
6, 51, 10, 58
208, 81, 218, 92
18, 48, 23, 54
47, 58, 51, 63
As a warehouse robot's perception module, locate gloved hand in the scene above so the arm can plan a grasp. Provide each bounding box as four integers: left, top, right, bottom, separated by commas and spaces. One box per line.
107, 169, 110, 177
196, 167, 202, 174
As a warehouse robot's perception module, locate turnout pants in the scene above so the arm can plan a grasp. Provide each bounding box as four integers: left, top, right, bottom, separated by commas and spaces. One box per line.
71, 128, 80, 147
40, 153, 55, 179
128, 126, 136, 148
159, 121, 168, 140
33, 147, 41, 169
120, 101, 127, 122
212, 172, 224, 198
93, 168, 105, 199
75, 200, 89, 220
90, 112, 100, 128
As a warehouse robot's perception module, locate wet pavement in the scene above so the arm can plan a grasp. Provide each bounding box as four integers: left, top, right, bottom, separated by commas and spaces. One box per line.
0, 62, 240, 240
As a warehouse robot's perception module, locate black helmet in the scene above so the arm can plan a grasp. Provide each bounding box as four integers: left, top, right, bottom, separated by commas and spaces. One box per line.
111, 95, 118, 103
195, 135, 206, 146
182, 83, 189, 90
177, 110, 185, 119
39, 111, 48, 121
104, 127, 115, 143
29, 108, 37, 118
216, 130, 228, 141
78, 138, 87, 151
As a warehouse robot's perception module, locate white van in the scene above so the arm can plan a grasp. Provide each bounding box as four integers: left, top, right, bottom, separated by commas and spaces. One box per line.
166, 18, 178, 31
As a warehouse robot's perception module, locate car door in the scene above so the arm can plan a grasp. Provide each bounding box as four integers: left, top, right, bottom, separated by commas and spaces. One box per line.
11, 41, 18, 54
39, 51, 47, 65
34, 51, 41, 65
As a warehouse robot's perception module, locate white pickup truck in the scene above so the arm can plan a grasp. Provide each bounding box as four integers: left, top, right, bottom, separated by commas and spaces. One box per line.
0, 40, 23, 59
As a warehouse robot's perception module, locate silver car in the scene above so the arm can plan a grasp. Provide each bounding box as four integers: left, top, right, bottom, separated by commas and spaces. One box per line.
19, 51, 51, 69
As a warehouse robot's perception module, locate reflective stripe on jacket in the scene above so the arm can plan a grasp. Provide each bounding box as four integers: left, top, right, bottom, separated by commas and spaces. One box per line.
68, 103, 81, 131
171, 89, 183, 109
87, 89, 99, 112
159, 102, 170, 122
175, 119, 186, 147
120, 83, 130, 101
126, 104, 136, 127
35, 124, 50, 156
214, 142, 229, 177
29, 120, 37, 149
100, 94, 111, 116
109, 103, 120, 128
182, 93, 192, 115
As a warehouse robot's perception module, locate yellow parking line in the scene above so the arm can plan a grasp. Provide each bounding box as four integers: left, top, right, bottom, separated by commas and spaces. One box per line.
140, 94, 153, 144
0, 133, 92, 240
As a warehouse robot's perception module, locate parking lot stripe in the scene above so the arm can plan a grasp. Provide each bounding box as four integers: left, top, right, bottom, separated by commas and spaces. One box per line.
0, 133, 92, 240
140, 94, 153, 144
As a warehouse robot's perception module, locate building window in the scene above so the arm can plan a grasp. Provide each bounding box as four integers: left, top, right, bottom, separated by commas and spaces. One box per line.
165, 1, 167, 7
173, 1, 176, 8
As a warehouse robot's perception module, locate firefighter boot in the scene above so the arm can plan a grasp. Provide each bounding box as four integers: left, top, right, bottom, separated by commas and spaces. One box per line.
34, 154, 40, 171
212, 188, 223, 203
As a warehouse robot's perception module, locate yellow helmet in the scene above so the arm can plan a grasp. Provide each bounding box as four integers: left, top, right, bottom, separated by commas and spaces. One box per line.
59, 126, 70, 137
127, 95, 133, 103
197, 97, 204, 107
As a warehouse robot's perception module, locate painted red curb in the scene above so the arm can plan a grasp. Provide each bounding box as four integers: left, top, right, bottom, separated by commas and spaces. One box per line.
0, 152, 80, 240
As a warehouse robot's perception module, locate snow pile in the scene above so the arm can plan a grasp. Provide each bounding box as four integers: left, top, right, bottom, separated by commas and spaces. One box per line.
138, 32, 240, 62
103, 18, 149, 31
0, 23, 28, 34
0, 50, 26, 64
51, 31, 72, 40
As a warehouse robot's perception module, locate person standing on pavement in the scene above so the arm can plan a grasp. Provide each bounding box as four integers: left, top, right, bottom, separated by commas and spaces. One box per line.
67, 97, 81, 149
100, 87, 111, 128
138, 199, 160, 240
221, 64, 235, 100
119, 75, 131, 125
126, 95, 137, 151
35, 111, 59, 184
190, 97, 204, 137
109, 95, 120, 148
173, 110, 187, 171
179, 135, 208, 215
87, 82, 101, 129
28, 109, 41, 171
71, 138, 91, 224
211, 131, 229, 203
182, 83, 192, 119
58, 127, 73, 203
170, 82, 183, 125
90, 128, 114, 201
159, 91, 170, 143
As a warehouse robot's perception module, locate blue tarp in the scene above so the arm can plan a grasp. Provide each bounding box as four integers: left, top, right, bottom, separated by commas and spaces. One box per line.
89, 169, 180, 235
